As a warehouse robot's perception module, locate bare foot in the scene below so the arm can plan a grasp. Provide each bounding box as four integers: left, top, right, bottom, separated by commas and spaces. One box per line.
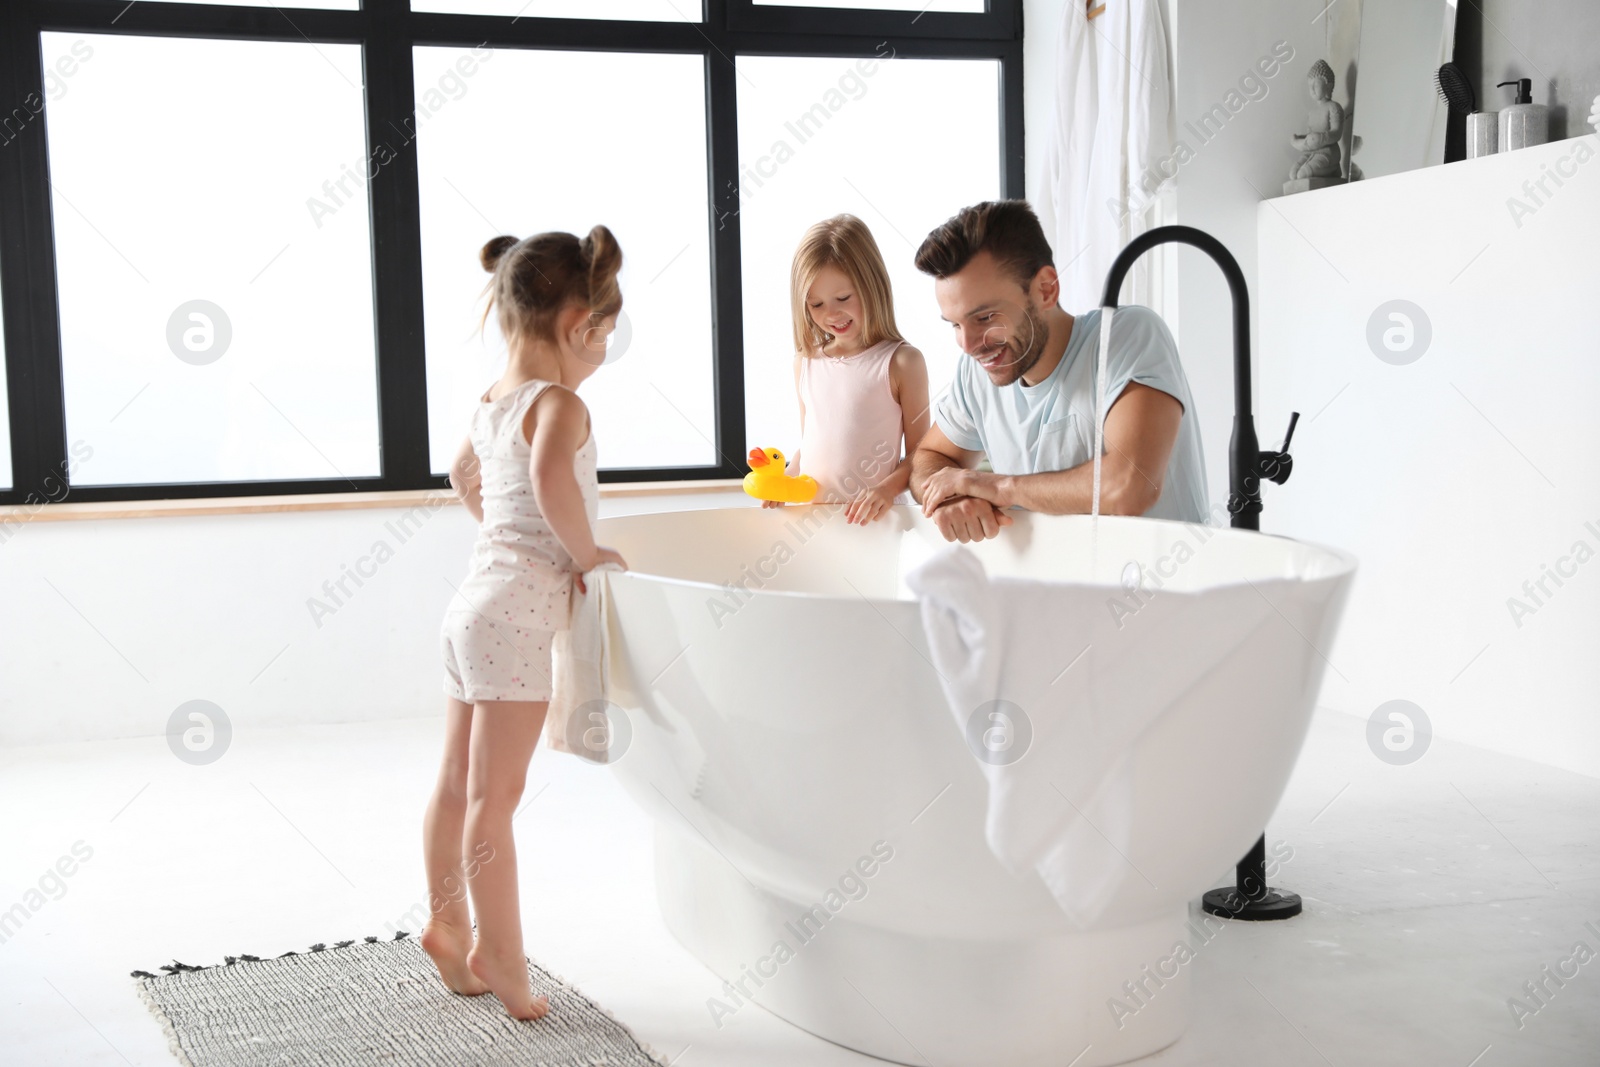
421, 920, 490, 996
467, 942, 549, 1021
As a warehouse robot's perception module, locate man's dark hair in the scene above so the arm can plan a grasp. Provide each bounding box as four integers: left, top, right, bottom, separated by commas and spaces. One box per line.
913, 200, 1055, 290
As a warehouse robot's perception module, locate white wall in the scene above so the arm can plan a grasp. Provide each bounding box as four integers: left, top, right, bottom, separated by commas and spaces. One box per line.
1025, 0, 1599, 779
0, 490, 742, 747
1257, 133, 1600, 779
1165, 0, 1347, 507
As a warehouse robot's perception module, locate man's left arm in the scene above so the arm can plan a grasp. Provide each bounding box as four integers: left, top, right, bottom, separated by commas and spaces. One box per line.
925, 382, 1182, 516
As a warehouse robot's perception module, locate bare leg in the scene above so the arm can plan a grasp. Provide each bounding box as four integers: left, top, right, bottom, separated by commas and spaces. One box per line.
464, 699, 550, 1020
421, 697, 490, 995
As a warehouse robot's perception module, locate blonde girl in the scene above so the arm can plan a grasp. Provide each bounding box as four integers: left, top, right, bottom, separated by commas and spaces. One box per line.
422, 227, 627, 1020
773, 214, 930, 523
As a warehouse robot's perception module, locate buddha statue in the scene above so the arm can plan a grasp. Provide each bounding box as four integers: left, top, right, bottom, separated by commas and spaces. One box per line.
1289, 60, 1344, 182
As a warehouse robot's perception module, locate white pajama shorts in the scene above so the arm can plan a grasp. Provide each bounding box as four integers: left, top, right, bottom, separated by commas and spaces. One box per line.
440, 611, 555, 703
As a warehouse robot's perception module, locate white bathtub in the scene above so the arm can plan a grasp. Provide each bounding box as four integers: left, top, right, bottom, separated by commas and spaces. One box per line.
593, 505, 1355, 1066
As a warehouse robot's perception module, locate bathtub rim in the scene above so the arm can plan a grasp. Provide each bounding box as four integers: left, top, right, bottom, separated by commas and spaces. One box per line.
595, 506, 1358, 605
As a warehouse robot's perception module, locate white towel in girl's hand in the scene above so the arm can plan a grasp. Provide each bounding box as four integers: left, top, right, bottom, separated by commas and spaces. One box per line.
905, 544, 1277, 927
548, 563, 624, 764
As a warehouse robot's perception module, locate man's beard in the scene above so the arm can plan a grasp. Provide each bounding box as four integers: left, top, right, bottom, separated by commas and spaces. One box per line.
979, 299, 1051, 386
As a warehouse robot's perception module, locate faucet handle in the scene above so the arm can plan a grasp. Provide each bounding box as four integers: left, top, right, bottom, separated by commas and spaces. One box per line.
1258, 411, 1298, 485
1278, 411, 1299, 454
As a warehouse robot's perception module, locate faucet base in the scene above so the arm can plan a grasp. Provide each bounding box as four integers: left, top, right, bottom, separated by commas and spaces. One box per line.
1200, 886, 1303, 921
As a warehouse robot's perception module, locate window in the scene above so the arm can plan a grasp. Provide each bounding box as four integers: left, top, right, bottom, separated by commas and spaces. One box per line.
737, 55, 1002, 452
123, 0, 359, 7
754, 0, 983, 10
0, 2, 1019, 504
415, 46, 715, 473
411, 0, 700, 19
0, 287, 9, 492
42, 32, 379, 487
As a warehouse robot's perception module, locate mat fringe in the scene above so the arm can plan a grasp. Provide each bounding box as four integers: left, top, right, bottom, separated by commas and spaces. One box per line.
129, 931, 402, 979
130, 929, 671, 1067
134, 978, 199, 1067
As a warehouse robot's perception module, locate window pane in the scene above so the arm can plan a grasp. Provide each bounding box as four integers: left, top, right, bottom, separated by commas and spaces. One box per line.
0, 272, 9, 491
411, 0, 699, 19
416, 46, 715, 473
43, 33, 379, 487
753, 0, 983, 11
107, 0, 358, 7
736, 55, 1001, 454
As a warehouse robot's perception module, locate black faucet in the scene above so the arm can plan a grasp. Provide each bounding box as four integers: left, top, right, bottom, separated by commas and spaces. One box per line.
1099, 224, 1303, 921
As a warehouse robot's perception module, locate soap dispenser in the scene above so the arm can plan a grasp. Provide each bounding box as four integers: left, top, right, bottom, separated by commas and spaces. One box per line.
1497, 78, 1549, 151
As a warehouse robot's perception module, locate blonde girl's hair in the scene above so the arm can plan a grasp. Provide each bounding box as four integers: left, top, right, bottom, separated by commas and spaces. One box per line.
789, 214, 902, 355
478, 225, 623, 347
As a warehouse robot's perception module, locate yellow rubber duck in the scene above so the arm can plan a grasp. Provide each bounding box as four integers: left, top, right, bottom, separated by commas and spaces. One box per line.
743, 447, 819, 504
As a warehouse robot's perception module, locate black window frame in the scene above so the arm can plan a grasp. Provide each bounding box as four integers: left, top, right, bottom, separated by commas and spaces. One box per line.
0, 0, 1023, 505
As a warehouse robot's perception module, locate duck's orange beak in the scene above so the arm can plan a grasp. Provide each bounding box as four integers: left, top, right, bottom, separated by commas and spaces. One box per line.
748, 448, 769, 468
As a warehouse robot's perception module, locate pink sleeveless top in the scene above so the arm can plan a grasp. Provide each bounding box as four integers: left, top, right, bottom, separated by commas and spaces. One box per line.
797, 338, 906, 504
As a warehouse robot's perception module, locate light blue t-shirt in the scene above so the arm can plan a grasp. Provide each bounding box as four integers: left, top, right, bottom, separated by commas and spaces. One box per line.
934, 305, 1209, 523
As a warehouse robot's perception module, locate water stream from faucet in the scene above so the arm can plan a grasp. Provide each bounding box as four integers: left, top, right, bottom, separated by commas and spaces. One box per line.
1092, 306, 1113, 522
1090, 306, 1113, 584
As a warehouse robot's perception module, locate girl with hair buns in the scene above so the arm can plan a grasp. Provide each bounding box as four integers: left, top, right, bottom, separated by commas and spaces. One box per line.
421, 225, 628, 1021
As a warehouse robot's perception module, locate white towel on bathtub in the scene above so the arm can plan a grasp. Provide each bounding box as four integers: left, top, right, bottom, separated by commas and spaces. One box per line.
548, 562, 625, 764
906, 544, 1278, 926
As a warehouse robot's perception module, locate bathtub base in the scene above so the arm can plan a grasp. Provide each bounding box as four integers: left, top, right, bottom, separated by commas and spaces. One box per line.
656, 829, 1190, 1067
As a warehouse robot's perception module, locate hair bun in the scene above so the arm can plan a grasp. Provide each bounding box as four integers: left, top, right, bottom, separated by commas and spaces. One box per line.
479, 227, 625, 345
480, 234, 519, 273
581, 225, 619, 270
583, 225, 623, 319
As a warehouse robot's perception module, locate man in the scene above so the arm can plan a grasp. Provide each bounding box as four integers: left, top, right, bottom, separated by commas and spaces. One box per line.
910, 200, 1208, 543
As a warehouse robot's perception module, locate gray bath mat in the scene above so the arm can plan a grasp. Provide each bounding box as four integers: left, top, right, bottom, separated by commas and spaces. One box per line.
132, 932, 667, 1066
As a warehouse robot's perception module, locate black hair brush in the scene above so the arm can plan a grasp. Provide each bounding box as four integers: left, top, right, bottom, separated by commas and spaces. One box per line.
1435, 62, 1475, 113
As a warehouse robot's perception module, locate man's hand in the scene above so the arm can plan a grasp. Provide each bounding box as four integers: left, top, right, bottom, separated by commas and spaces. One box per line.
929, 496, 1014, 543
921, 466, 1005, 516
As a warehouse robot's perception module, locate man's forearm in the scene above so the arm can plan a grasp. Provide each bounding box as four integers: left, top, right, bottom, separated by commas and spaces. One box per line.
994, 461, 1152, 516
909, 447, 961, 504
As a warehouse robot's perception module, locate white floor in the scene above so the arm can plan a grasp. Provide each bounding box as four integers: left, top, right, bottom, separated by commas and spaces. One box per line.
1, 708, 1596, 1067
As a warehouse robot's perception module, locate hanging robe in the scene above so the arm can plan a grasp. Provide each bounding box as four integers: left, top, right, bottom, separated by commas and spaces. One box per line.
1034, 0, 1175, 312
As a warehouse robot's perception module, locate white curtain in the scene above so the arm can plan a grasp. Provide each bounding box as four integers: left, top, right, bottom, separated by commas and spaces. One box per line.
1033, 0, 1176, 315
